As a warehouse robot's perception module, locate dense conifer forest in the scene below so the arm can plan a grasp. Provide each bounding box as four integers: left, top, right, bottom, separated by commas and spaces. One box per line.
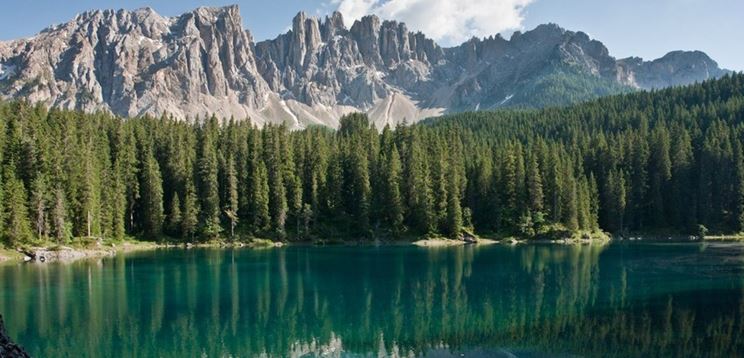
1, 74, 743, 246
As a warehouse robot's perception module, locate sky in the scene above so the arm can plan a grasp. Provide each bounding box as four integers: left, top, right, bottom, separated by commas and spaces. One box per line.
0, 0, 741, 71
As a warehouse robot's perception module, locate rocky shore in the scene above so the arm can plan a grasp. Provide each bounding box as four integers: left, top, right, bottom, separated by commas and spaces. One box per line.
0, 240, 166, 264
19, 246, 116, 263
0, 233, 616, 264
3, 239, 284, 264
0, 315, 30, 358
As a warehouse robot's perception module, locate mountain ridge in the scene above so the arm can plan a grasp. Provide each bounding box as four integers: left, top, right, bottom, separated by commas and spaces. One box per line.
0, 5, 731, 128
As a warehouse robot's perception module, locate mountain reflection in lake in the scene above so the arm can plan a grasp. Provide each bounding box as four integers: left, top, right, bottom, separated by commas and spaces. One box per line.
1, 243, 743, 357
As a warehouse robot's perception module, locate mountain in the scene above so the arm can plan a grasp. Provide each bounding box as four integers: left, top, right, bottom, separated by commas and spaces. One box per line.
0, 5, 731, 128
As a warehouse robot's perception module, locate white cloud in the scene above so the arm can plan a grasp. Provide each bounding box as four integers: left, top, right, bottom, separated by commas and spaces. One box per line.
330, 0, 534, 45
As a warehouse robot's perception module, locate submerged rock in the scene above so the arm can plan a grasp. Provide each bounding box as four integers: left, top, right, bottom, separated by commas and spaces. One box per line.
0, 315, 30, 358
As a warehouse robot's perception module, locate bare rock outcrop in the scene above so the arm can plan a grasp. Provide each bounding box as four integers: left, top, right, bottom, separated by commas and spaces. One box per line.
0, 5, 269, 122
0, 5, 730, 129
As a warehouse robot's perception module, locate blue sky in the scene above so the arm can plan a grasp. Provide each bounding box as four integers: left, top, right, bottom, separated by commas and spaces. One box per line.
0, 0, 741, 70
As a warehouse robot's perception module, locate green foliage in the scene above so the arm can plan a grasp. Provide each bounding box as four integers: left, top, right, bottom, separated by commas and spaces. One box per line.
3, 165, 33, 246
503, 64, 632, 109
197, 117, 222, 238
141, 149, 164, 239
1, 73, 744, 246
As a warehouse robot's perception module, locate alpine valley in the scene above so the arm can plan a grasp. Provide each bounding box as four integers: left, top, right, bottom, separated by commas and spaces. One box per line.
0, 5, 730, 128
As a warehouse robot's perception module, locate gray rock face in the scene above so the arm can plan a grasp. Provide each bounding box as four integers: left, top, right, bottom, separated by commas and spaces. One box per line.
617, 51, 730, 89
0, 5, 731, 128
0, 5, 269, 122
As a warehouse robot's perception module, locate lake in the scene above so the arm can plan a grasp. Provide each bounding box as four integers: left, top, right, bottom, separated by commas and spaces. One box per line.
1, 242, 743, 357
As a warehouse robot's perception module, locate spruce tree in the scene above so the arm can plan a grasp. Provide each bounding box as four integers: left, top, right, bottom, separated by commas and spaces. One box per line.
446, 158, 463, 239
527, 154, 544, 214
141, 150, 164, 239
735, 140, 744, 232
168, 193, 182, 236
197, 122, 222, 238
265, 129, 288, 238
181, 182, 199, 241
605, 169, 627, 232
30, 175, 49, 239
52, 188, 68, 243
225, 155, 239, 238
649, 125, 672, 226
348, 145, 371, 234
384, 145, 405, 236
3, 165, 33, 246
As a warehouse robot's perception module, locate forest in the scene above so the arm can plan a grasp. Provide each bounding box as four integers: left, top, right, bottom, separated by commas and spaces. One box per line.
0, 73, 743, 246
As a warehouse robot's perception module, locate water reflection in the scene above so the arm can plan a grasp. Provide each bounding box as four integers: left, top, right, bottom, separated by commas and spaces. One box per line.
1, 243, 743, 357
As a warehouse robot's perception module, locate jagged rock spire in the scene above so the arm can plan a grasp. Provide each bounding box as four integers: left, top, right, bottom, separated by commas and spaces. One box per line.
0, 5, 730, 128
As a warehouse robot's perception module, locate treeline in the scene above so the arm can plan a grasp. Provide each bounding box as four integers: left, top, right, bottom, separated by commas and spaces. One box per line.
1, 74, 743, 246
429, 73, 744, 235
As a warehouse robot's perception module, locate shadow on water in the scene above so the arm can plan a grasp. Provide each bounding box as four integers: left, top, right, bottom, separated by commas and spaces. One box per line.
1, 242, 743, 357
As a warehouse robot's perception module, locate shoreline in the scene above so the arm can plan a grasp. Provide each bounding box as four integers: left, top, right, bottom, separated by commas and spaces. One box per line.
0, 239, 286, 264
1, 233, 737, 265
412, 238, 499, 247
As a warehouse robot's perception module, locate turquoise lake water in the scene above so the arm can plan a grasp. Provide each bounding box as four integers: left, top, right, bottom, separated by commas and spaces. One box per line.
1, 242, 743, 357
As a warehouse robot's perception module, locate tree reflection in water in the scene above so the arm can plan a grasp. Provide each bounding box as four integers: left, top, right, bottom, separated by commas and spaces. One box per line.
1, 243, 743, 357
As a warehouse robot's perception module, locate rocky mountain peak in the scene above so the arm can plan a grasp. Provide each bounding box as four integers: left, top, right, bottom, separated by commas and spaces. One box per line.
617, 50, 729, 89
0, 4, 270, 122
322, 11, 346, 38
0, 5, 731, 129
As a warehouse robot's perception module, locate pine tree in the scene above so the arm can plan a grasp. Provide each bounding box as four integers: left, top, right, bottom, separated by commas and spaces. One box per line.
78, 138, 102, 238
383, 145, 405, 236
245, 129, 270, 232
52, 187, 68, 243
225, 155, 239, 238
670, 130, 694, 229
734, 140, 744, 231
181, 182, 199, 241
627, 133, 649, 230
282, 134, 303, 240
576, 177, 592, 230
588, 173, 600, 231
253, 162, 271, 233
141, 149, 164, 239
564, 181, 580, 231
3, 165, 33, 246
430, 144, 448, 230
119, 129, 140, 233
168, 193, 182, 236
446, 158, 463, 239
347, 144, 371, 234
197, 122, 222, 238
406, 134, 435, 235
110, 165, 127, 240
265, 129, 288, 238
30, 175, 49, 239
527, 154, 544, 214
605, 169, 627, 232
504, 150, 520, 211
324, 150, 344, 218
649, 125, 672, 226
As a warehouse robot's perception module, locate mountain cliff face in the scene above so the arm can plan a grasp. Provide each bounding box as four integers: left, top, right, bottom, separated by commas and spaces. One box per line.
0, 6, 271, 123
0, 5, 731, 128
617, 50, 729, 89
